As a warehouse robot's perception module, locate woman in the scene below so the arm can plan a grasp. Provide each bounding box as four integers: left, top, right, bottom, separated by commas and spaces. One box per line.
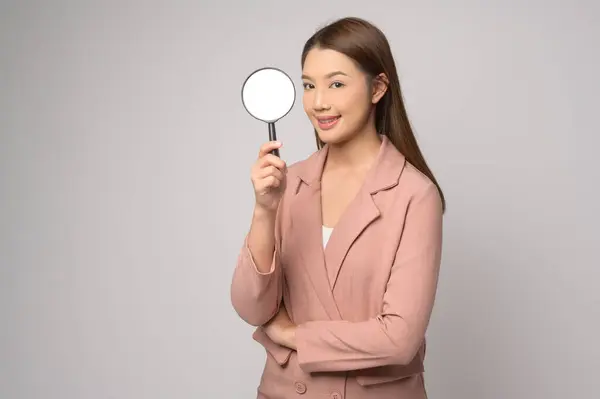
231, 16, 445, 399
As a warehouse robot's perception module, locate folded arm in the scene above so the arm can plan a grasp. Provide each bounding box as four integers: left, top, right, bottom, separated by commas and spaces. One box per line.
295, 184, 443, 373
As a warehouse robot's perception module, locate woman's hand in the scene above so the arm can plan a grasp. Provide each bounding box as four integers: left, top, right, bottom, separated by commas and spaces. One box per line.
251, 141, 286, 213
263, 304, 297, 350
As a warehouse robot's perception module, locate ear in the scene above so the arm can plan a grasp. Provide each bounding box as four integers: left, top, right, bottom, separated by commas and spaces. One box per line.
371, 73, 389, 104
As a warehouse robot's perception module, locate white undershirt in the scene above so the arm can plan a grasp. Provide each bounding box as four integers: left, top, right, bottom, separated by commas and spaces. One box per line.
322, 225, 334, 248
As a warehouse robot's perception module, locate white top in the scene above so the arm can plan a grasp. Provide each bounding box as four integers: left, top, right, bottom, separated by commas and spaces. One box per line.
322, 225, 334, 248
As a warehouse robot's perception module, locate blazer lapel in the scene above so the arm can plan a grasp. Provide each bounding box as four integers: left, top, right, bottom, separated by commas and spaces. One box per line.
290, 135, 406, 316
290, 148, 342, 321
291, 181, 342, 321
323, 189, 380, 289
324, 136, 407, 289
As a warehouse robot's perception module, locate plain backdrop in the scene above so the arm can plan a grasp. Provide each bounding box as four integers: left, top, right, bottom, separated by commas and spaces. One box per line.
1, 1, 598, 398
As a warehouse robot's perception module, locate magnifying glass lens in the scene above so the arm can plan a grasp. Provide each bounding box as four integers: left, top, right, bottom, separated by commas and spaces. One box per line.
241, 67, 296, 157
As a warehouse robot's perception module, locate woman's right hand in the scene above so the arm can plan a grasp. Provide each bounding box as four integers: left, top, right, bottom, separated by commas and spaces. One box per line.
251, 141, 287, 213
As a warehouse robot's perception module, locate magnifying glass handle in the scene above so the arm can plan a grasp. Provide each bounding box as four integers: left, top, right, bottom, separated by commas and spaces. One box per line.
268, 122, 280, 157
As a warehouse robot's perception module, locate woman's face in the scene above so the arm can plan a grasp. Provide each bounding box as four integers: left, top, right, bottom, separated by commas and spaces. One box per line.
301, 48, 375, 145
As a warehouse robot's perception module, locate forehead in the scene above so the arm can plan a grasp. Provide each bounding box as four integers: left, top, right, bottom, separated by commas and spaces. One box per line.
302, 48, 360, 78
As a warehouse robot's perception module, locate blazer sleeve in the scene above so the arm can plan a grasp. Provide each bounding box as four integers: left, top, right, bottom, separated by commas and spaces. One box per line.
295, 183, 443, 373
230, 193, 287, 327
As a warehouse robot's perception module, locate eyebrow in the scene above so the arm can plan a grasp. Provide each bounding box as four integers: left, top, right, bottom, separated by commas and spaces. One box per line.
301, 71, 349, 80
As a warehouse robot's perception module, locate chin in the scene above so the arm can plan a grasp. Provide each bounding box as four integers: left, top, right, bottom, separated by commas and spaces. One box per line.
315, 124, 349, 145
316, 130, 343, 145
316, 128, 356, 146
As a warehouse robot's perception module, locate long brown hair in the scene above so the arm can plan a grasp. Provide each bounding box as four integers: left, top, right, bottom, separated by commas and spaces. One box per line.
301, 17, 446, 212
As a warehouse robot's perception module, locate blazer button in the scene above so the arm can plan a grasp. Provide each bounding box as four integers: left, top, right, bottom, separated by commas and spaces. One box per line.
330, 392, 342, 399
295, 381, 306, 394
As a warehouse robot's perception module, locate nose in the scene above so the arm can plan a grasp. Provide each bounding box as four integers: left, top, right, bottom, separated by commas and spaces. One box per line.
311, 87, 331, 111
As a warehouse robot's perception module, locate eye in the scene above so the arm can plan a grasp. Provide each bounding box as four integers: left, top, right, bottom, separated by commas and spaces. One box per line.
330, 81, 344, 88
302, 82, 314, 90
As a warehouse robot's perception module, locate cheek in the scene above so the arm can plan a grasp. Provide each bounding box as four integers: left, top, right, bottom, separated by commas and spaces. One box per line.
338, 92, 367, 118
302, 93, 311, 113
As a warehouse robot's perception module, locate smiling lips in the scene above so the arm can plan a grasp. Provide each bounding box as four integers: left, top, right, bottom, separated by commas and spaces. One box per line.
316, 115, 341, 130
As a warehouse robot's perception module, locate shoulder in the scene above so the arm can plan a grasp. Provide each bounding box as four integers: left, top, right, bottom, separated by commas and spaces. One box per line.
277, 150, 320, 203
284, 159, 305, 179
282, 146, 324, 187
375, 135, 441, 208
281, 159, 306, 193
397, 160, 443, 210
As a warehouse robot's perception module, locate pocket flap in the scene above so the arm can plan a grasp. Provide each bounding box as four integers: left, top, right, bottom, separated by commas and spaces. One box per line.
252, 327, 293, 366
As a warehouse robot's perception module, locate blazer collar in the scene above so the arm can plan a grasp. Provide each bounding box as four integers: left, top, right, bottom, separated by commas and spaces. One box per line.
294, 134, 406, 195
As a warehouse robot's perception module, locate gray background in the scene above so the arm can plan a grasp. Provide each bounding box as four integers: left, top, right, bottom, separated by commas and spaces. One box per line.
1, 1, 598, 398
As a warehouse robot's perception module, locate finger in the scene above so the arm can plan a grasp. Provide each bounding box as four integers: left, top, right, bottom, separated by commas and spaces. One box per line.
251, 159, 285, 181
256, 165, 284, 182
263, 175, 281, 189
257, 154, 286, 171
255, 176, 281, 193
258, 141, 282, 158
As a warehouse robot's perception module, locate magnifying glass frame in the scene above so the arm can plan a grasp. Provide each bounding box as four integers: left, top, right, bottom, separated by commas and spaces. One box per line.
241, 66, 296, 157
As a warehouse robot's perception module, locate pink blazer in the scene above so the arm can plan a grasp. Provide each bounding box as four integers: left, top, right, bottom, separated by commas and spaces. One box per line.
231, 135, 444, 399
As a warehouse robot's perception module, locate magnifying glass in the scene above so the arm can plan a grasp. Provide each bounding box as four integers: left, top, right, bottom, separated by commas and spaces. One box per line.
241, 67, 296, 157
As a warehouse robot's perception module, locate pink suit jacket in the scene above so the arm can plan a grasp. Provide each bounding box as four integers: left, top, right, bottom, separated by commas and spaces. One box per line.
231, 135, 444, 399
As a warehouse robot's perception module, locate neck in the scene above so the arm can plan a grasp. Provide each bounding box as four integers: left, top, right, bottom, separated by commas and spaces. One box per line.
325, 126, 382, 172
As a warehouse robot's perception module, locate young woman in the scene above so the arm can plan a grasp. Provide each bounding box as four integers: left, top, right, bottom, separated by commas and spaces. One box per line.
231, 16, 445, 399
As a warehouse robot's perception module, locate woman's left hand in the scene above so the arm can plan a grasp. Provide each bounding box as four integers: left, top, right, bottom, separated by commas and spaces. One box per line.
263, 304, 297, 350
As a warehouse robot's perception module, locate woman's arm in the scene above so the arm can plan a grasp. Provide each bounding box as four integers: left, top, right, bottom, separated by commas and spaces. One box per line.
230, 204, 285, 327
230, 142, 288, 327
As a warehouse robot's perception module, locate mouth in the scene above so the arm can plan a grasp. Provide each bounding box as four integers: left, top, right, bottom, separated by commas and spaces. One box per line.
316, 115, 341, 130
